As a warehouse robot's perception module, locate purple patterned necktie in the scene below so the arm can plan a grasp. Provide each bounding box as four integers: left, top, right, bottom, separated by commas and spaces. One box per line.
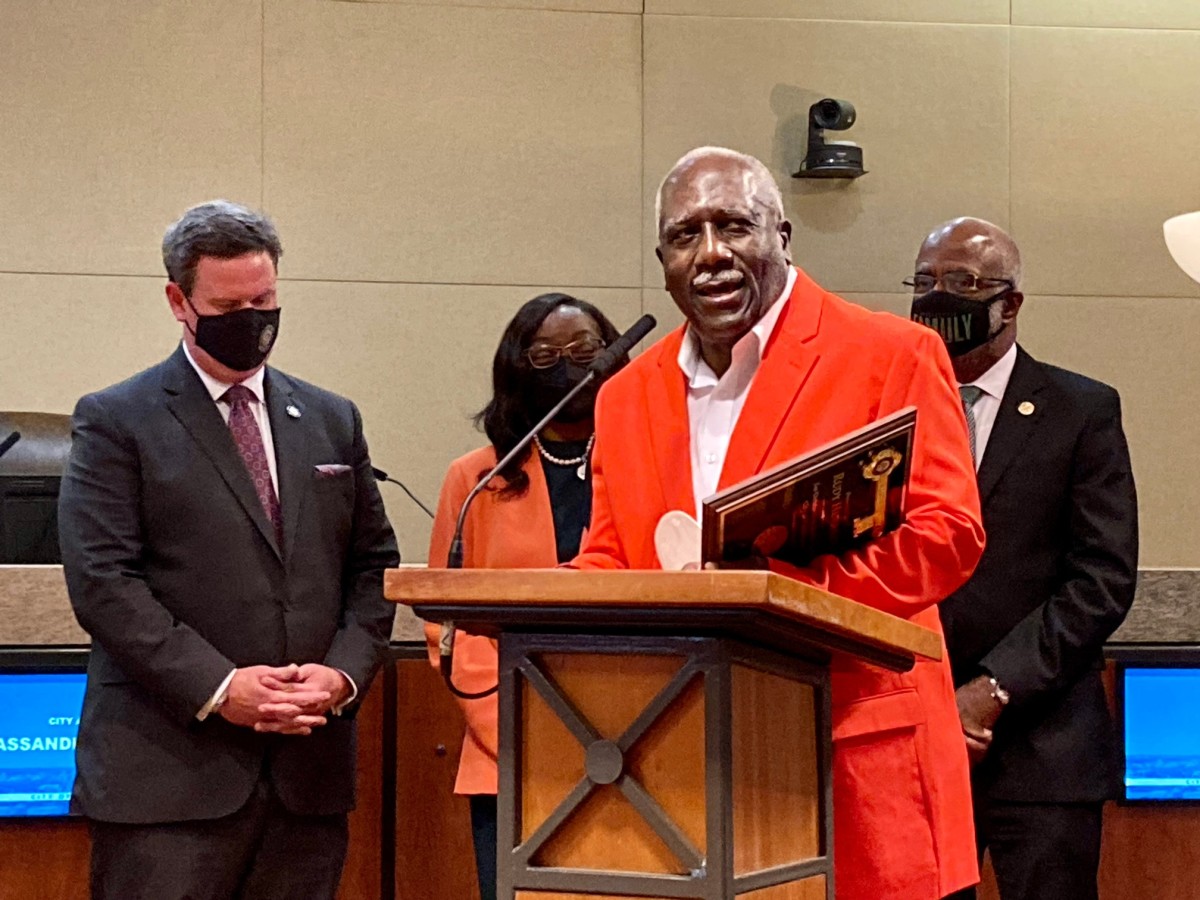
221, 384, 283, 547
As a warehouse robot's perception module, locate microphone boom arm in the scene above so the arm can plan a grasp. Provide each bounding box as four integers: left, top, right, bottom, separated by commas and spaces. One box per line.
438, 370, 599, 700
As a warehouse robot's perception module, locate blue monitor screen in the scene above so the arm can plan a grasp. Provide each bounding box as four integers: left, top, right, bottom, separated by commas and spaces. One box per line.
0, 673, 85, 817
1124, 667, 1200, 801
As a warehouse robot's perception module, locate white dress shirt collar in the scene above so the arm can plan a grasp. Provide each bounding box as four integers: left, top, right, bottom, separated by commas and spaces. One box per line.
181, 341, 268, 405
960, 342, 1018, 471
965, 342, 1018, 402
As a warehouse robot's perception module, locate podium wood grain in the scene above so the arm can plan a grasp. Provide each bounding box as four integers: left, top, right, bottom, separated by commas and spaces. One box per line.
732, 666, 821, 874
521, 653, 705, 873
515, 879, 826, 900
741, 879, 827, 899
387, 569, 942, 665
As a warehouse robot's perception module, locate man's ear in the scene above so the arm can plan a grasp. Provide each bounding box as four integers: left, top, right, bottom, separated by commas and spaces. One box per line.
1003, 291, 1024, 323
166, 282, 188, 324
780, 220, 793, 265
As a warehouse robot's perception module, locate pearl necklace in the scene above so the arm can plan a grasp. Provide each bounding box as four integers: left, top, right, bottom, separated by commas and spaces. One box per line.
533, 433, 596, 481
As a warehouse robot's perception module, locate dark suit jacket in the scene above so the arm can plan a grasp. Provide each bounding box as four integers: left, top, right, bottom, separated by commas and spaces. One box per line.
58, 347, 400, 824
940, 345, 1138, 803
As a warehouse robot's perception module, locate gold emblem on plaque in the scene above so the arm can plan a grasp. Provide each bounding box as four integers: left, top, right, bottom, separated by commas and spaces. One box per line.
854, 448, 903, 539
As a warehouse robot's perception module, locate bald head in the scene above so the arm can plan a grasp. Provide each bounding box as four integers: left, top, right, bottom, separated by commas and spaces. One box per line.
653, 147, 793, 376
656, 147, 785, 238
912, 217, 1025, 382
917, 217, 1022, 288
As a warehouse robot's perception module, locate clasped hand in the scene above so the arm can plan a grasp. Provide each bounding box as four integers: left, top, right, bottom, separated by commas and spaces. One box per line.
218, 663, 351, 736
957, 674, 1005, 766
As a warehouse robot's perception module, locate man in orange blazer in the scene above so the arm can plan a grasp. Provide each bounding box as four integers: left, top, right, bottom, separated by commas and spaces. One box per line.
572, 147, 985, 899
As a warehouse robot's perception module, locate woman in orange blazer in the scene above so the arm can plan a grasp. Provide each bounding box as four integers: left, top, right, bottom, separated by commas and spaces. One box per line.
425, 293, 627, 900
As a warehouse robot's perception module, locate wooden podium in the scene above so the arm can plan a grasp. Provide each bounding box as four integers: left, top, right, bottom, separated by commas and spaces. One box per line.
386, 569, 941, 900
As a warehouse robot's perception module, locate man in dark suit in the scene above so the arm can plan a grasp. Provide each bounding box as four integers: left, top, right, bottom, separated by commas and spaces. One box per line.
909, 217, 1138, 900
58, 200, 400, 900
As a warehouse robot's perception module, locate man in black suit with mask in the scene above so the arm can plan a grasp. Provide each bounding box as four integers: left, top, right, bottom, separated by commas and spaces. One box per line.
58, 200, 400, 900
908, 217, 1138, 900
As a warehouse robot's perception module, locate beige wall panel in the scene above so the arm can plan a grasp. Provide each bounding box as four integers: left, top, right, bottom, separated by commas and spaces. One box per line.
1011, 28, 1200, 298
1012, 1, 1200, 30
268, 280, 642, 562
642, 287, 684, 335
264, 0, 642, 287
1016, 296, 1194, 566
643, 17, 1009, 294
346, 0, 640, 12
0, 274, 178, 414
645, 0, 1006, 24
0, 1, 262, 277
840, 291, 909, 316
641, 289, 911, 339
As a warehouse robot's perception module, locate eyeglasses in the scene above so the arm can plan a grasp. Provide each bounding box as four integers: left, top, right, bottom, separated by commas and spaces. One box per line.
903, 271, 1014, 296
525, 337, 607, 370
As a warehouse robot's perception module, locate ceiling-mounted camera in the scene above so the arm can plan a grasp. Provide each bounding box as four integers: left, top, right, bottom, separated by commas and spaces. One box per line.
794, 98, 866, 179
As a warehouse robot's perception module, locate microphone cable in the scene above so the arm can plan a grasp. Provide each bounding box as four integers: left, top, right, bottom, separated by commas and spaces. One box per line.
372, 466, 435, 519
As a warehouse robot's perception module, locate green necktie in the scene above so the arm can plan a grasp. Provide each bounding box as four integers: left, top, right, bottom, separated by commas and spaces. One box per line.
959, 385, 984, 466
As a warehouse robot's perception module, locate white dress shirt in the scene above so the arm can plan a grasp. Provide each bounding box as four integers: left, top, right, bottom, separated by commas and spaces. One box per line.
182, 341, 278, 495
960, 342, 1018, 471
679, 267, 797, 520
182, 343, 355, 719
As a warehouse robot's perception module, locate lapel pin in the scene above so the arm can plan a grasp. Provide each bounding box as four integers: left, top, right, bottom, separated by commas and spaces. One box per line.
1018, 401, 1035, 416
286, 404, 301, 419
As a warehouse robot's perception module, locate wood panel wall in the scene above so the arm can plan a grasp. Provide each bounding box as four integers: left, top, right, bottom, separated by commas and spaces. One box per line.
394, 655, 481, 900
2, 655, 1197, 900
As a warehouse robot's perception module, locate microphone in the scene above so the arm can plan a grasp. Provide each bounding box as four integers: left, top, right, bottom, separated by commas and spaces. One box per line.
372, 466, 434, 519
438, 314, 657, 700
0, 431, 20, 463
588, 313, 655, 377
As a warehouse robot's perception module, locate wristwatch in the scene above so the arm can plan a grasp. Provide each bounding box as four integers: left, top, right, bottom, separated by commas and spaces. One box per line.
987, 675, 1011, 707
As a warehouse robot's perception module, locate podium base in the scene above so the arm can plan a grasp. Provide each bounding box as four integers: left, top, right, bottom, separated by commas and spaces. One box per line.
496, 632, 834, 900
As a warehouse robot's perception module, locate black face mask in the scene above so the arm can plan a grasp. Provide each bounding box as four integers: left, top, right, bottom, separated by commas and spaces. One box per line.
186, 298, 281, 372
910, 290, 1009, 357
527, 360, 597, 424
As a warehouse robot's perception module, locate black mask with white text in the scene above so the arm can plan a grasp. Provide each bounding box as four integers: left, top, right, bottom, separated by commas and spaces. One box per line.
186, 299, 281, 372
910, 290, 1009, 357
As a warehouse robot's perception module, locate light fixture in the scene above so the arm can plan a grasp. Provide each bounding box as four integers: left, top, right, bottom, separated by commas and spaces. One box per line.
1164, 211, 1200, 285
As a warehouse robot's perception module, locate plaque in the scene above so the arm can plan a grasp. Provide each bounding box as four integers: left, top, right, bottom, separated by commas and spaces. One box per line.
701, 407, 917, 568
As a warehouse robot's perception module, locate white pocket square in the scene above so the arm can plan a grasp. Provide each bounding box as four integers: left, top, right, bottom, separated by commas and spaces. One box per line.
313, 463, 353, 478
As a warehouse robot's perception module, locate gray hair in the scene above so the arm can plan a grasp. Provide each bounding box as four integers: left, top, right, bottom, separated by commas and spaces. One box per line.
655, 146, 785, 236
162, 200, 282, 297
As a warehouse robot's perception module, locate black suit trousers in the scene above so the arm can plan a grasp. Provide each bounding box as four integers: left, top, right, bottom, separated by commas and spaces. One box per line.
89, 777, 349, 900
947, 799, 1103, 900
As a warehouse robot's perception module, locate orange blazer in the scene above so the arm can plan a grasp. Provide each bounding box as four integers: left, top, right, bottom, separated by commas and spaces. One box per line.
425, 446, 560, 795
574, 267, 985, 900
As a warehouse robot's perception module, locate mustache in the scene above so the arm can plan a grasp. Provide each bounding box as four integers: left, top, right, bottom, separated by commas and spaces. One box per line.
691, 269, 745, 289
